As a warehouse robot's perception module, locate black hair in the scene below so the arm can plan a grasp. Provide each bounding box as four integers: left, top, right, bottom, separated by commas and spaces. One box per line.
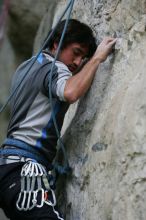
44, 19, 97, 58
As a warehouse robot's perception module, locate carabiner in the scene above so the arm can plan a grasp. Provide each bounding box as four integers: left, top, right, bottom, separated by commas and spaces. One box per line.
16, 191, 27, 211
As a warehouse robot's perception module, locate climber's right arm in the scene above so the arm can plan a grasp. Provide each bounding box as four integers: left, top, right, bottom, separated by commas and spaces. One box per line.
64, 37, 117, 103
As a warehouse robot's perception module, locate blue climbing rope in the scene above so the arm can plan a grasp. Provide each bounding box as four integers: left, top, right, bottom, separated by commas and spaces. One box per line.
48, 0, 75, 175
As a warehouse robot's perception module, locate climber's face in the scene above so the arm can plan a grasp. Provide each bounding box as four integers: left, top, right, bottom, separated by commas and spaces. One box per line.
53, 42, 89, 73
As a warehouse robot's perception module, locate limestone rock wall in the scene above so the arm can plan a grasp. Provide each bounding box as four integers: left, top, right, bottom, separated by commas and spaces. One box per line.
0, 0, 146, 220
51, 1, 146, 220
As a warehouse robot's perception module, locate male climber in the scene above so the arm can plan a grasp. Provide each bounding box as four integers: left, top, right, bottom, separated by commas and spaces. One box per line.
0, 19, 116, 220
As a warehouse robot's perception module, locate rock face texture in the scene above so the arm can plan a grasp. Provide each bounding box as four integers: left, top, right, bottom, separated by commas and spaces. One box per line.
1, 0, 146, 220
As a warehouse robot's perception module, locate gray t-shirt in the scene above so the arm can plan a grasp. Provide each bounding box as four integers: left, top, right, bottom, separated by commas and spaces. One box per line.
7, 51, 72, 163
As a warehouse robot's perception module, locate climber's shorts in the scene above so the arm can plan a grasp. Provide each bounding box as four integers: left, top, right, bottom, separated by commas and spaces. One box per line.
0, 162, 64, 220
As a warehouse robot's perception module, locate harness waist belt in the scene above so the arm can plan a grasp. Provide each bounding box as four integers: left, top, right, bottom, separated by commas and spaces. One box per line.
0, 138, 53, 170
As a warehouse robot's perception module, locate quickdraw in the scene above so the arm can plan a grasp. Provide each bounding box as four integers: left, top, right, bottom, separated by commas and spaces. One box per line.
16, 160, 56, 211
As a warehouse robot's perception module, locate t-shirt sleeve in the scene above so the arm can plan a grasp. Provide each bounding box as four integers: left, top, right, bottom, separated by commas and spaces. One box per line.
43, 61, 72, 101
